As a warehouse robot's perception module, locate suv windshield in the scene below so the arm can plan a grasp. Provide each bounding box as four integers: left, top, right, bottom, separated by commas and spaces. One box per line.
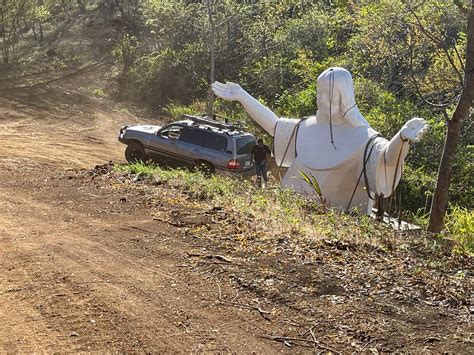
236, 136, 256, 155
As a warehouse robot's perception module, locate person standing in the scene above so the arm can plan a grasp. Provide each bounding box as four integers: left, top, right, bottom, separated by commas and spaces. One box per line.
251, 138, 271, 187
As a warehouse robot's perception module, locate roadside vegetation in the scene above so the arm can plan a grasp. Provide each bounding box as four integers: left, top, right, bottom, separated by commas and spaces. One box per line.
115, 161, 473, 256
110, 0, 473, 221
1, 1, 471, 241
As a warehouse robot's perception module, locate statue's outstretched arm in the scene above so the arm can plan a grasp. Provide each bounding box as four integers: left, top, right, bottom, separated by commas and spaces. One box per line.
212, 81, 278, 135
384, 117, 429, 165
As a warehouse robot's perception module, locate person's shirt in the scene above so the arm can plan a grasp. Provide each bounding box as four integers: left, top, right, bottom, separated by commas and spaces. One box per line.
251, 144, 271, 164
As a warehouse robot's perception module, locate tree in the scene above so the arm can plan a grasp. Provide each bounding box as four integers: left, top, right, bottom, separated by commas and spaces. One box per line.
206, 0, 216, 114
428, 2, 474, 233
0, 0, 26, 63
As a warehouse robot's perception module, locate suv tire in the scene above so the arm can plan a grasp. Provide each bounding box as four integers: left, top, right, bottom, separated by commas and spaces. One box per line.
125, 141, 145, 163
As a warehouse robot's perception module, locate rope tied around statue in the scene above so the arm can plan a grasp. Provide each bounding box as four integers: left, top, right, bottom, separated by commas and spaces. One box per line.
346, 132, 409, 219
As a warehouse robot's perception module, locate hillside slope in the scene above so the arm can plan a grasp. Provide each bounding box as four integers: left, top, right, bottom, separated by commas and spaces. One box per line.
0, 68, 472, 352
0, 72, 283, 352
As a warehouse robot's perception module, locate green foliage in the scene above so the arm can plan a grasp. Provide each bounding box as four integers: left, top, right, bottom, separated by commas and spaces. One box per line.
109, 0, 471, 217
164, 101, 206, 120
354, 77, 420, 136
407, 204, 473, 255
347, 0, 412, 86
93, 88, 106, 98
299, 170, 324, 203
116, 161, 160, 177
445, 205, 474, 255
115, 161, 250, 202
399, 166, 436, 214
276, 83, 317, 117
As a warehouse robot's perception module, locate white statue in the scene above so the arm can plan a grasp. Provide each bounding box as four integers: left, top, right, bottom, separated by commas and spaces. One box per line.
212, 67, 428, 214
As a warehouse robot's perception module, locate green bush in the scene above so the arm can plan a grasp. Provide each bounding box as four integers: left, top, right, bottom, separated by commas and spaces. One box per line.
445, 205, 474, 255
164, 101, 207, 120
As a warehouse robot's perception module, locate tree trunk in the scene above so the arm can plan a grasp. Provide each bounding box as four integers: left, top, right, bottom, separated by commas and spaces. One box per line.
32, 23, 37, 41
38, 0, 44, 44
1, 10, 7, 64
427, 2, 474, 233
207, 0, 215, 115
39, 23, 43, 43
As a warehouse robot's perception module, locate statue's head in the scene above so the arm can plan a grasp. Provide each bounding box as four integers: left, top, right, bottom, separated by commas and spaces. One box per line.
316, 67, 368, 128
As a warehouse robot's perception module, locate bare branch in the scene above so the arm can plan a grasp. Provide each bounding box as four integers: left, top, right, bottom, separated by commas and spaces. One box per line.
408, 8, 465, 85
406, 30, 459, 108
216, 281, 270, 320
215, 16, 232, 28
408, 10, 441, 43
261, 334, 340, 353
447, 34, 467, 72
406, 74, 460, 108
444, 45, 466, 86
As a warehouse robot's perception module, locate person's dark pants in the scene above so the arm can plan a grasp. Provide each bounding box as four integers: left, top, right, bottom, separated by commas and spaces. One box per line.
255, 160, 268, 184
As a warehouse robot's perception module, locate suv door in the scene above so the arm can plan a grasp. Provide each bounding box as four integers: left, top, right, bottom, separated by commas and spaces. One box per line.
147, 124, 183, 161
175, 127, 204, 165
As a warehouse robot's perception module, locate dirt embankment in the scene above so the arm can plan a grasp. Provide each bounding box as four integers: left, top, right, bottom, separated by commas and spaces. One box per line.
0, 78, 472, 352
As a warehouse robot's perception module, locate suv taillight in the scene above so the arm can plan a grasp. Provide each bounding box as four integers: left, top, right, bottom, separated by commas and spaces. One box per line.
227, 159, 240, 169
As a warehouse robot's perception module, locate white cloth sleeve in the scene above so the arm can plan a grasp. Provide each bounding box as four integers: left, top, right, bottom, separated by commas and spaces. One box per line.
365, 136, 409, 197
273, 118, 300, 168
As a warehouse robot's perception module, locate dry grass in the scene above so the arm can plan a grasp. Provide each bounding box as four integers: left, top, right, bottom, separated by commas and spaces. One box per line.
114, 162, 396, 249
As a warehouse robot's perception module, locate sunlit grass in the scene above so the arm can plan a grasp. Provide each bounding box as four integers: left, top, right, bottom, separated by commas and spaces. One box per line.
114, 161, 471, 256
115, 162, 394, 245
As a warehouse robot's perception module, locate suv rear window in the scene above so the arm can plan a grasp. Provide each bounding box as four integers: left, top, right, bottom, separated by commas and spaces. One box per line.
200, 131, 228, 152
236, 136, 256, 155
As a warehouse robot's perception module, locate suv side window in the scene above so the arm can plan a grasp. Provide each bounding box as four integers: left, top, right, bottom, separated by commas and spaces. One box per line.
160, 125, 183, 140
179, 127, 202, 145
200, 131, 228, 152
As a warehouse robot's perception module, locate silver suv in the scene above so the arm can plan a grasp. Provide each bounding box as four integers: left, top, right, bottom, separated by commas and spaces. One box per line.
118, 114, 256, 177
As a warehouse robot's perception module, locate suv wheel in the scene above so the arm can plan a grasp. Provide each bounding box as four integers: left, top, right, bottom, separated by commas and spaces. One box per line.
125, 142, 145, 163
195, 161, 214, 175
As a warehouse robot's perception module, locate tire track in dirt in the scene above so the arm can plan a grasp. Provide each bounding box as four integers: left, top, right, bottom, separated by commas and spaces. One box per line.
0, 95, 282, 351
0, 171, 280, 351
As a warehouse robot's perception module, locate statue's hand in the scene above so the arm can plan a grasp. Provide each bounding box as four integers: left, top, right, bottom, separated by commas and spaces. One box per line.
211, 81, 243, 102
400, 117, 429, 143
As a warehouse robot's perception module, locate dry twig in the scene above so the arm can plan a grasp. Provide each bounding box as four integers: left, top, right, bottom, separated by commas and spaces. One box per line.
262, 323, 339, 353
188, 253, 233, 263
216, 282, 270, 320
260, 334, 339, 353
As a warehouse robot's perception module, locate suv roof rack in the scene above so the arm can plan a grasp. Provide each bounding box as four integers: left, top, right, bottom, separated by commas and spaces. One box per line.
183, 114, 245, 132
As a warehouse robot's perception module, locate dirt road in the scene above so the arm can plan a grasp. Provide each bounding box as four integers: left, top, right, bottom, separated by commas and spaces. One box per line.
0, 86, 285, 352
0, 83, 472, 352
